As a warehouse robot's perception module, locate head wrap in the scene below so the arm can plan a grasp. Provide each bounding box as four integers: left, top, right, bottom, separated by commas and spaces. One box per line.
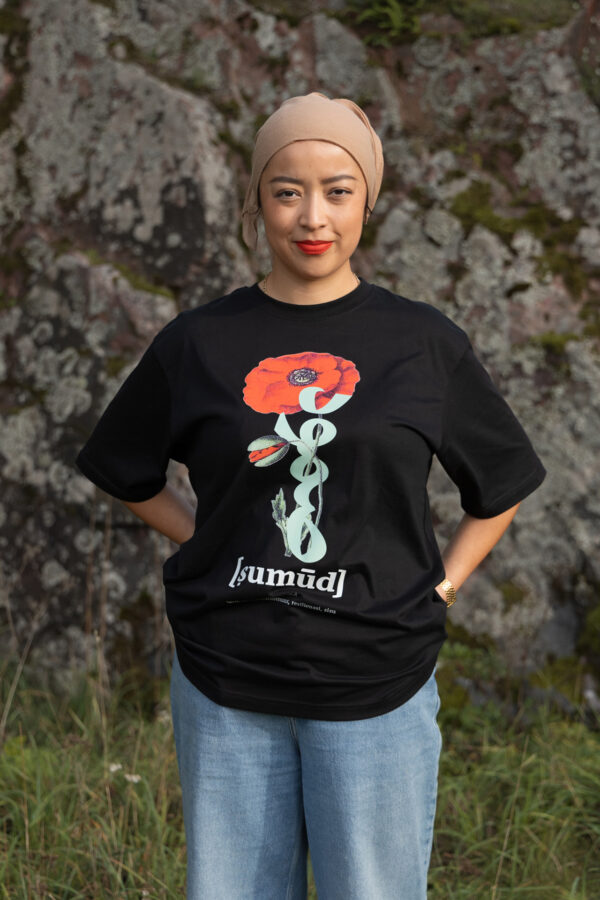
241, 92, 384, 250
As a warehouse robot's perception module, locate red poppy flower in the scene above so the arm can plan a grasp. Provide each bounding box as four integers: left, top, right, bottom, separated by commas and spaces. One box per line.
243, 351, 360, 414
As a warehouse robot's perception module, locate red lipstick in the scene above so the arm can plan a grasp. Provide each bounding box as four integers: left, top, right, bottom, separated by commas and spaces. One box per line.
296, 241, 332, 255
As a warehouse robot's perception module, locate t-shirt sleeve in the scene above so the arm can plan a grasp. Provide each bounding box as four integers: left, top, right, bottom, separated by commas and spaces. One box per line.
75, 344, 172, 502
436, 343, 546, 518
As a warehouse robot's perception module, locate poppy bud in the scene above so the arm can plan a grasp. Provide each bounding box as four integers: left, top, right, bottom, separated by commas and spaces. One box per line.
247, 435, 290, 467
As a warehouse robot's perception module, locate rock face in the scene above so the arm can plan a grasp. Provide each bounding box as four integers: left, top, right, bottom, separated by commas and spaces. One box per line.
1, 0, 599, 684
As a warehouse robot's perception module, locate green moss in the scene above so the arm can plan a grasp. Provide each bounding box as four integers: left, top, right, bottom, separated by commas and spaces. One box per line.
528, 331, 578, 378
435, 663, 471, 710
497, 579, 526, 613
577, 604, 600, 658
218, 129, 252, 171
247, 1, 303, 26
214, 98, 241, 121
360, 218, 380, 249
106, 36, 212, 97
535, 249, 588, 298
445, 618, 495, 651
112, 262, 175, 299
576, 57, 600, 110
442, 168, 468, 184
105, 356, 130, 377
449, 180, 517, 241
0, 2, 30, 135
340, 0, 575, 48
442, 2, 521, 38
0, 291, 18, 310
254, 113, 270, 134
442, 0, 574, 36
449, 181, 589, 298
530, 331, 579, 354
580, 295, 600, 338
78, 251, 174, 299
341, 0, 423, 47
529, 656, 587, 706
408, 184, 435, 209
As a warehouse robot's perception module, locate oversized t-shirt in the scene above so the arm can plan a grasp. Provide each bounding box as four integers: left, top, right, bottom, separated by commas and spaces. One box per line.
75, 278, 546, 720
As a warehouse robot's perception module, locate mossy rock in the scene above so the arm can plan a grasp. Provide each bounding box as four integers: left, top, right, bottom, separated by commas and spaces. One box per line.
445, 618, 495, 651
431, 0, 575, 39
577, 603, 600, 658
497, 579, 527, 613
435, 662, 471, 710
449, 180, 589, 298
341, 0, 576, 49
360, 218, 380, 249
449, 180, 516, 241
530, 331, 579, 355
105, 355, 130, 377
528, 655, 587, 706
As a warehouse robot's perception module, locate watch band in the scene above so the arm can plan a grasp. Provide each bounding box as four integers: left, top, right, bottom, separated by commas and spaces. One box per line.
441, 578, 457, 607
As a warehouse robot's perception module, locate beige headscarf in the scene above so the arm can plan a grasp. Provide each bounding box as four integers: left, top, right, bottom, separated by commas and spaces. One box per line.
241, 92, 384, 250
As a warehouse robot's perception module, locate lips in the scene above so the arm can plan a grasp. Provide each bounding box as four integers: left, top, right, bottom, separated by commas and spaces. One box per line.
296, 241, 333, 255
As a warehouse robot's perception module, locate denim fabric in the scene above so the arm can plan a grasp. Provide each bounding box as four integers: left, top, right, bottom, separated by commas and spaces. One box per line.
170, 652, 442, 900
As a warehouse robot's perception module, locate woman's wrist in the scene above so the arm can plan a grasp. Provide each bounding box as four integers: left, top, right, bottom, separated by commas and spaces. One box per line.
436, 579, 455, 606
438, 578, 457, 607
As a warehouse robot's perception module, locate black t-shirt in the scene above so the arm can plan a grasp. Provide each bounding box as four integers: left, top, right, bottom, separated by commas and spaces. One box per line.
76, 279, 546, 719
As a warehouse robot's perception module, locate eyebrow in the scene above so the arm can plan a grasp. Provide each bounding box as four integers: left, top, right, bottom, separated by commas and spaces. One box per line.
268, 175, 358, 184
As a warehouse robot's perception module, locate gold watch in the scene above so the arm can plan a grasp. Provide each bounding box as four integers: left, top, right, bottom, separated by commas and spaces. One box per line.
440, 578, 457, 607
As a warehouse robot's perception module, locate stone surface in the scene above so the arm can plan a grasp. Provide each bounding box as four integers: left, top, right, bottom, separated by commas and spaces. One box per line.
1, 0, 599, 682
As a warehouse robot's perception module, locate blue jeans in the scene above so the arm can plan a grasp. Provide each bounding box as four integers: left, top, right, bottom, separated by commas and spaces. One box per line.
170, 652, 442, 900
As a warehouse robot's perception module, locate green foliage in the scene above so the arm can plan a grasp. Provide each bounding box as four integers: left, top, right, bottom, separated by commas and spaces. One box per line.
576, 57, 600, 110
577, 603, 600, 658
449, 180, 590, 298
437, 0, 574, 38
2, 638, 599, 897
104, 355, 130, 377
497, 579, 527, 612
530, 655, 587, 705
449, 180, 514, 240
530, 331, 580, 355
528, 331, 579, 379
360, 217, 380, 249
218, 128, 253, 171
340, 0, 577, 48
345, 0, 424, 47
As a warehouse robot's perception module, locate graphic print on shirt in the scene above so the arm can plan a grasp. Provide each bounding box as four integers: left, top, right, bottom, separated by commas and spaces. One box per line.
243, 351, 360, 564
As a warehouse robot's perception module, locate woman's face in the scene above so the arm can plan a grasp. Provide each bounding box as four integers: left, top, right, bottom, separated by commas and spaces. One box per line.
258, 140, 368, 284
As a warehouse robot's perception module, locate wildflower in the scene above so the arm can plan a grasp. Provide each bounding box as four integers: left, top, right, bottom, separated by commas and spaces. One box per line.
108, 763, 122, 773
124, 773, 142, 783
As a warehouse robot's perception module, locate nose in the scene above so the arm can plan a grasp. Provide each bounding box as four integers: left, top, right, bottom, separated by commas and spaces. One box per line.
298, 191, 328, 232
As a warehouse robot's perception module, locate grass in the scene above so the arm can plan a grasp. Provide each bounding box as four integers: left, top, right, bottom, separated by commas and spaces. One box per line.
340, 0, 577, 48
1, 639, 599, 898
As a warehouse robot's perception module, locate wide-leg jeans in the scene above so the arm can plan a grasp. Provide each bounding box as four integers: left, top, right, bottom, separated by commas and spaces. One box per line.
170, 651, 442, 900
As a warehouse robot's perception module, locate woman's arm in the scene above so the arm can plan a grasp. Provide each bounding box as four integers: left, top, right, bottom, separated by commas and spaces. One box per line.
435, 501, 521, 602
122, 482, 196, 545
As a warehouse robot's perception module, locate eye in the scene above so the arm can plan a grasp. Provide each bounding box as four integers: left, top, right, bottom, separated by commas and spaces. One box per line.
330, 188, 352, 197
275, 189, 298, 199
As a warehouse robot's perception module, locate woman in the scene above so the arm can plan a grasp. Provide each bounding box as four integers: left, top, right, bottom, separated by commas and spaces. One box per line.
76, 92, 546, 899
